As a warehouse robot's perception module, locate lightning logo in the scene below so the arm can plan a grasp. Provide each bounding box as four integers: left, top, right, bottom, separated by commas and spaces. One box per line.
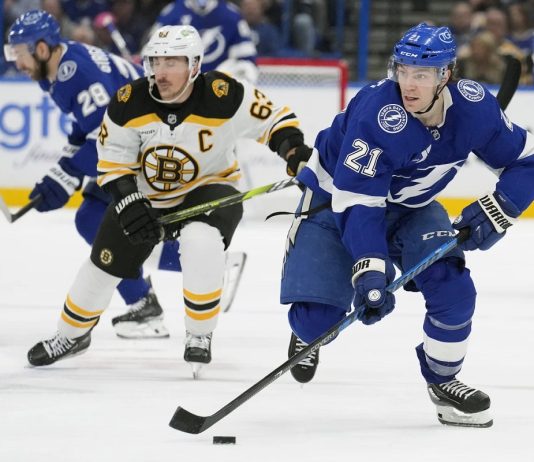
377, 104, 408, 133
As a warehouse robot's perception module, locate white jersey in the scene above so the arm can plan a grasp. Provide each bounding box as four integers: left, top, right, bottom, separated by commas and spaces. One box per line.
96, 71, 301, 208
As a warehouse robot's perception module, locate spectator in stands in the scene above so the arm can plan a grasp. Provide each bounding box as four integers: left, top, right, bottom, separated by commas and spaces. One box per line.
152, 0, 258, 83
42, 0, 78, 39
457, 30, 507, 83
450, 2, 477, 52
60, 0, 109, 23
485, 6, 532, 83
241, 0, 281, 55
506, 1, 534, 68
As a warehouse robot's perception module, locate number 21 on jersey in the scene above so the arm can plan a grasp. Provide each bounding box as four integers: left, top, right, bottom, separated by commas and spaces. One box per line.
343, 138, 382, 177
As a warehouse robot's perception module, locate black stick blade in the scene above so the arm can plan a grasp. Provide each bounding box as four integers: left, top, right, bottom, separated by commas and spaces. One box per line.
169, 407, 209, 434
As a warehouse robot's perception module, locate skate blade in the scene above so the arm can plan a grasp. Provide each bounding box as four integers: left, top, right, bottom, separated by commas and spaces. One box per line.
114, 320, 170, 339
188, 362, 205, 380
435, 405, 493, 428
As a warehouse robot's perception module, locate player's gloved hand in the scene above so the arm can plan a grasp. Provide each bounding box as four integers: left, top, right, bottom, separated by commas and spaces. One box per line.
285, 144, 313, 177
29, 157, 83, 212
453, 190, 520, 251
351, 256, 396, 325
115, 192, 164, 246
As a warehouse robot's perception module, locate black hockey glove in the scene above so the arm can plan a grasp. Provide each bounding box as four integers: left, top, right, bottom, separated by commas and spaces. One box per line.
285, 144, 313, 177
115, 192, 163, 246
351, 256, 396, 325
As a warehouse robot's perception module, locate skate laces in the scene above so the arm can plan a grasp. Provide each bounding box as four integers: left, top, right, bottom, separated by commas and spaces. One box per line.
43, 332, 75, 358
294, 337, 317, 368
126, 296, 148, 314
439, 380, 477, 400
185, 332, 212, 350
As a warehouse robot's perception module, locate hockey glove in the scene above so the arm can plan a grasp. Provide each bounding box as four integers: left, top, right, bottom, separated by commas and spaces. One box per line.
351, 256, 396, 326
285, 144, 313, 177
29, 157, 83, 212
115, 192, 164, 246
453, 190, 520, 251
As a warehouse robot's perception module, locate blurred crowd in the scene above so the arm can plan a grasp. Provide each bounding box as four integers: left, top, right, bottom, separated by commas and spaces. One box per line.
450, 0, 534, 85
2, 0, 342, 76
3, 0, 534, 85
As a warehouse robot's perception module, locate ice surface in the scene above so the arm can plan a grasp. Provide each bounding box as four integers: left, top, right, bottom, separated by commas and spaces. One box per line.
1, 210, 533, 462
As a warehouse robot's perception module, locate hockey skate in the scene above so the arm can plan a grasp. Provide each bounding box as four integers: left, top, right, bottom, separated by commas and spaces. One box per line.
288, 333, 320, 384
27, 330, 92, 366
427, 379, 493, 428
184, 331, 212, 379
111, 276, 169, 339
221, 251, 247, 312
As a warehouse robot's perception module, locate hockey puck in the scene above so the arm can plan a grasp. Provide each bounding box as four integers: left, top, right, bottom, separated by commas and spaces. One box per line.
213, 436, 236, 445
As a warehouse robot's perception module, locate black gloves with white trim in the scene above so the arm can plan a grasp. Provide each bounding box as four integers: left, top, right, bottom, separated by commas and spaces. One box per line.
104, 176, 163, 246
453, 190, 520, 251
352, 256, 396, 325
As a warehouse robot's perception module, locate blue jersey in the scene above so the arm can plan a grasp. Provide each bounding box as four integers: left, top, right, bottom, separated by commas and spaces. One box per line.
298, 78, 534, 261
38, 41, 142, 176
156, 1, 257, 71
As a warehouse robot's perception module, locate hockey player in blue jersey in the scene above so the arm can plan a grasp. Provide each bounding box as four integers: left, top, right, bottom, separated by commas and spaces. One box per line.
153, 0, 258, 83
3, 10, 171, 338
281, 23, 534, 427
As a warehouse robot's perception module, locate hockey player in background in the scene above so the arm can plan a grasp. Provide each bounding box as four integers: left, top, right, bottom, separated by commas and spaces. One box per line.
152, 0, 258, 83
3, 9, 172, 336
4, 10, 247, 341
281, 23, 534, 427
26, 24, 312, 377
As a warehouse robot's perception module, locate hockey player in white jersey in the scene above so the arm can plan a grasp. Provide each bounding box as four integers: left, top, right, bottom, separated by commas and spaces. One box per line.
27, 25, 312, 377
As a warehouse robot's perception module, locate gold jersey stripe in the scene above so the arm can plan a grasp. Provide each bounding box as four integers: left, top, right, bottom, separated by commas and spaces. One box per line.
185, 305, 221, 321
61, 311, 99, 328
124, 113, 162, 128
97, 159, 141, 170
258, 107, 296, 144
97, 171, 136, 186
268, 120, 300, 142
66, 295, 105, 317
148, 173, 243, 207
183, 114, 229, 127
183, 288, 223, 302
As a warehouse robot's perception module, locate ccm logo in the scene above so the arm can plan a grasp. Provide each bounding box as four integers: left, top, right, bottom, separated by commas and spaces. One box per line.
400, 51, 418, 57
422, 231, 455, 240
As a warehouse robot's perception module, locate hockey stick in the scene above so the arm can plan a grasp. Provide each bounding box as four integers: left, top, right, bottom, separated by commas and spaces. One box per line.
0, 194, 42, 224
158, 177, 299, 226
169, 228, 470, 434
495, 55, 521, 110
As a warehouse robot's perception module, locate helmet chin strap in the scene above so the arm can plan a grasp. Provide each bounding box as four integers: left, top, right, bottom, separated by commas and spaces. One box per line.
414, 81, 447, 115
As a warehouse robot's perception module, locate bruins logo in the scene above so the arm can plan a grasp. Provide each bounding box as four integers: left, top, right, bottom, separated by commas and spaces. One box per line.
143, 145, 199, 192
100, 248, 113, 266
212, 79, 229, 98
117, 84, 132, 103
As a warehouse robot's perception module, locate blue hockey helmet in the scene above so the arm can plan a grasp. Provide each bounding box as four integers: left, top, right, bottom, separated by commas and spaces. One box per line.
5, 10, 61, 59
391, 23, 456, 69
